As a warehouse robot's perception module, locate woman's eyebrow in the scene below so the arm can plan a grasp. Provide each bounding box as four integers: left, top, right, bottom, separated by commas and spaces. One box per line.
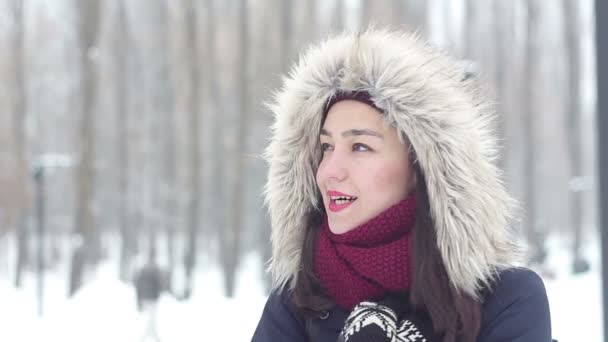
320, 128, 332, 137
320, 128, 384, 139
344, 129, 384, 139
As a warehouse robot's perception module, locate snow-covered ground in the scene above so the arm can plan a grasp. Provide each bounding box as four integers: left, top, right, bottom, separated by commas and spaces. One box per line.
542, 235, 603, 342
0, 239, 603, 342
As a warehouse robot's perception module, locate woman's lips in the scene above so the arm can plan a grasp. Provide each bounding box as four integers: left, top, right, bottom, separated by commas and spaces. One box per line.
327, 190, 357, 212
328, 200, 355, 212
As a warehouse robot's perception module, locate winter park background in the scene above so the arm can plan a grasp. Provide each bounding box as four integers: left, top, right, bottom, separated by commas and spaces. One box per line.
0, 0, 603, 341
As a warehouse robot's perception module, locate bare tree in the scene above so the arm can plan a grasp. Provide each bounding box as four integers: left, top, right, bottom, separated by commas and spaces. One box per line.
360, 0, 371, 28
563, 0, 588, 274
70, 0, 101, 297
114, 0, 136, 283
203, 0, 226, 265
365, 0, 402, 28
390, 0, 405, 27
182, 0, 201, 299
464, 0, 478, 58
253, 0, 280, 294
403, 0, 427, 36
522, 0, 545, 265
332, 0, 345, 33
220, 0, 250, 298
303, 0, 317, 42
9, 0, 30, 289
442, 0, 460, 56
493, 0, 511, 170
280, 0, 294, 71
158, 0, 178, 292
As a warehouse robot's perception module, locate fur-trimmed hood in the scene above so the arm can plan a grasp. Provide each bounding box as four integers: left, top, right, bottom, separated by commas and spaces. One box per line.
263, 29, 522, 300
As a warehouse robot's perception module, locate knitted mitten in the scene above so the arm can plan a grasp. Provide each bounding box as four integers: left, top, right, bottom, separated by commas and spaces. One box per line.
338, 293, 435, 342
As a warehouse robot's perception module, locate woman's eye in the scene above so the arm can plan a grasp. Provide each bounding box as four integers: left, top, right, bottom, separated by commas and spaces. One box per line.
320, 143, 333, 152
353, 143, 371, 152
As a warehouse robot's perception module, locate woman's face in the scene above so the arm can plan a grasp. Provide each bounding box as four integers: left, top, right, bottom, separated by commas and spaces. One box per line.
316, 100, 416, 234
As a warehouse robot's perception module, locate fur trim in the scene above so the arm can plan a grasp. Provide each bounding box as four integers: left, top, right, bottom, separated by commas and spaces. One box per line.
264, 28, 523, 300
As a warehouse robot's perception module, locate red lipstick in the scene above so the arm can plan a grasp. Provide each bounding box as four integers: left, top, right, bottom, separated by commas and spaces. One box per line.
327, 190, 357, 212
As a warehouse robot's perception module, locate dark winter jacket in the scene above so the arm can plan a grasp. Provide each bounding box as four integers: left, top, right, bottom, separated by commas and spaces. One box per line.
252, 268, 552, 341
257, 29, 554, 342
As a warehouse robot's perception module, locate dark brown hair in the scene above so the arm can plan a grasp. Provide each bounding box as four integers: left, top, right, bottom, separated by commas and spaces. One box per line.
408, 166, 481, 341
291, 165, 481, 342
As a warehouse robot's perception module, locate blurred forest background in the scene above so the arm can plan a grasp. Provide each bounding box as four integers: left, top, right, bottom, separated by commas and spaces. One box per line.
0, 0, 598, 306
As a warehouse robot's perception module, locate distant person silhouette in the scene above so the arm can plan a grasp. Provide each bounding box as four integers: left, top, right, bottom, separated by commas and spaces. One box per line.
135, 247, 163, 342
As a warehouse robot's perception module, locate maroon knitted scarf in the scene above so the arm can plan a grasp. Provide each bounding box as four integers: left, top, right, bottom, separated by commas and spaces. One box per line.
314, 195, 417, 311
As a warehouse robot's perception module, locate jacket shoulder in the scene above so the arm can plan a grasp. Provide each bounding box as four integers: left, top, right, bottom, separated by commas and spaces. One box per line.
479, 267, 552, 341
251, 290, 308, 342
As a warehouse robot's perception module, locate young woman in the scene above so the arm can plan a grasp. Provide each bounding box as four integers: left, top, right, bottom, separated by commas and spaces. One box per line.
252, 29, 553, 342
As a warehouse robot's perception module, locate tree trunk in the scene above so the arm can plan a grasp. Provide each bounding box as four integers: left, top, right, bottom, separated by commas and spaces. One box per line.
563, 0, 588, 274
255, 0, 277, 294
464, 0, 477, 58
442, 0, 459, 55
404, 0, 427, 36
160, 0, 177, 294
280, 0, 293, 72
114, 0, 135, 283
303, 0, 317, 42
220, 0, 250, 298
201, 0, 226, 286
333, 0, 345, 32
493, 0, 509, 170
360, 0, 371, 28
523, 0, 545, 265
10, 0, 29, 289
183, 0, 201, 299
390, 0, 404, 27
70, 0, 101, 297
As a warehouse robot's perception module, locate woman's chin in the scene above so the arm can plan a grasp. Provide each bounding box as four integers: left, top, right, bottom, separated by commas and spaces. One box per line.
328, 219, 359, 234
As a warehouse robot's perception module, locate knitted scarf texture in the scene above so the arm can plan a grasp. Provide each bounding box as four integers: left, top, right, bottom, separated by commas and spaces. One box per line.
314, 195, 417, 310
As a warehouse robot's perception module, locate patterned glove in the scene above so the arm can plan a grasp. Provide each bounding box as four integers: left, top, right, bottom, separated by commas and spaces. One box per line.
338, 293, 435, 342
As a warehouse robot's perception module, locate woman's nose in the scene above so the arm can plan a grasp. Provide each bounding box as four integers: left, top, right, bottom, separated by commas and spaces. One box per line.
319, 151, 348, 182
